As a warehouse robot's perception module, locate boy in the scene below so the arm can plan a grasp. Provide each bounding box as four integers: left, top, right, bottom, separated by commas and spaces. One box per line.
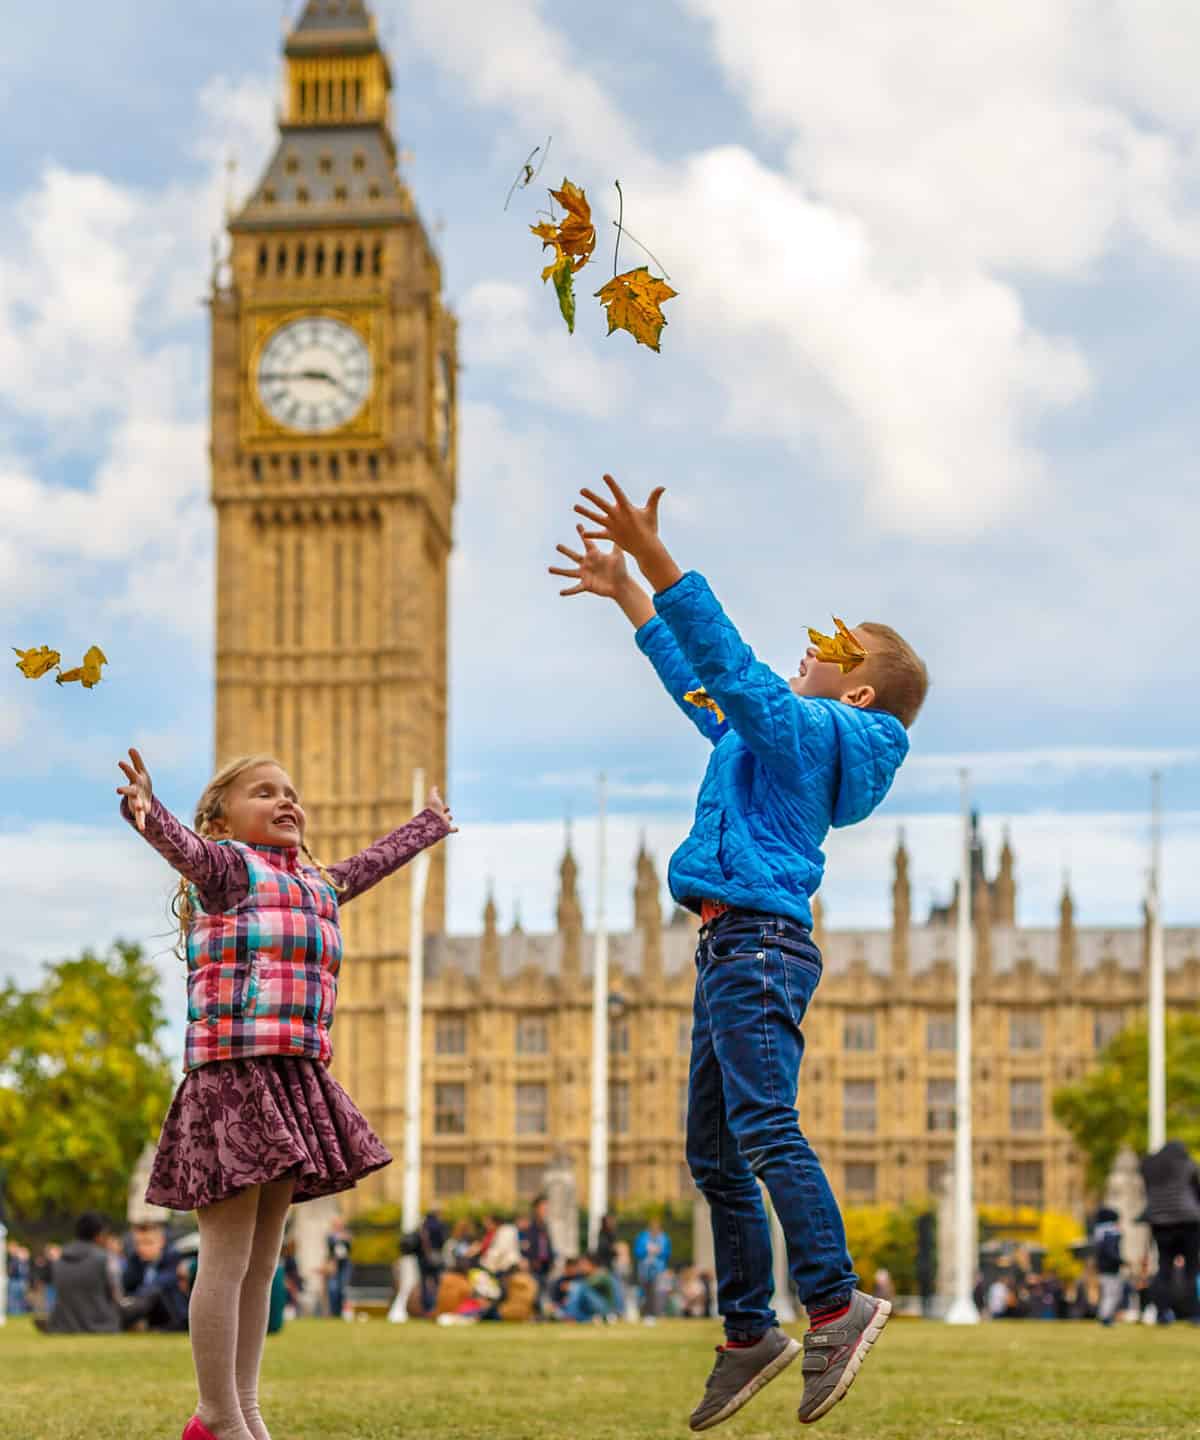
550, 477, 928, 1428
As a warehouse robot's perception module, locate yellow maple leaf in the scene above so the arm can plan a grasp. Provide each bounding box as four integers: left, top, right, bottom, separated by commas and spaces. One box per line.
13, 645, 62, 679
807, 617, 868, 674
55, 645, 108, 689
595, 266, 678, 352
530, 178, 596, 275
684, 688, 725, 724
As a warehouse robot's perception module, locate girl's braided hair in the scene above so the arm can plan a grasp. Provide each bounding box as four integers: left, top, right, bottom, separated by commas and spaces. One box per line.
171, 752, 347, 962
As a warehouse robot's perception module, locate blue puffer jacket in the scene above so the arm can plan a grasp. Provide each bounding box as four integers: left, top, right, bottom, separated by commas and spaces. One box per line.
636, 571, 909, 929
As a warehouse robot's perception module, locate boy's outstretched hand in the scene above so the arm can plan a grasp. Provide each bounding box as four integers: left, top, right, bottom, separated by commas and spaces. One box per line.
549, 524, 630, 598
574, 475, 682, 595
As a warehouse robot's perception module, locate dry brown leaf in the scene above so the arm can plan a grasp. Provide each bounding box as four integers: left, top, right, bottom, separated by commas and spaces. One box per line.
594, 266, 678, 352
13, 645, 62, 679
807, 618, 868, 674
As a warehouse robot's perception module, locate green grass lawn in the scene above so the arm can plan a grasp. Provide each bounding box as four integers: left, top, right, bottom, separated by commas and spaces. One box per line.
4, 1313, 1199, 1440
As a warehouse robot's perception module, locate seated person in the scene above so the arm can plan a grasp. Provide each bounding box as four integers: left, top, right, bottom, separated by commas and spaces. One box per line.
36, 1213, 122, 1334
119, 1223, 189, 1332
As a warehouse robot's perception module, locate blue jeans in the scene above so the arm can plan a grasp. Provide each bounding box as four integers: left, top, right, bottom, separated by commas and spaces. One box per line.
687, 910, 856, 1341
564, 1280, 608, 1323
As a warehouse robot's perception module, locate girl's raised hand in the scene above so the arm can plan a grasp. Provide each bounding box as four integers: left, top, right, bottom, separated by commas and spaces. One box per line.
427, 785, 458, 833
116, 747, 154, 833
549, 524, 631, 598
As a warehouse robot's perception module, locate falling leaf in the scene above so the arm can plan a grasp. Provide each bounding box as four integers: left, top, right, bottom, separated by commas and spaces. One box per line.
530, 179, 596, 273
595, 266, 678, 352
55, 645, 108, 689
550, 254, 576, 334
684, 688, 725, 725
806, 618, 868, 674
13, 646, 62, 679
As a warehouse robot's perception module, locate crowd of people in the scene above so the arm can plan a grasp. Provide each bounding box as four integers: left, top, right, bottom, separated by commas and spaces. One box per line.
405, 1198, 714, 1326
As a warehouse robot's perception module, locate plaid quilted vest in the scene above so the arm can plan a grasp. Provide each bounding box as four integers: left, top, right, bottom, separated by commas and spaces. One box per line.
183, 840, 341, 1073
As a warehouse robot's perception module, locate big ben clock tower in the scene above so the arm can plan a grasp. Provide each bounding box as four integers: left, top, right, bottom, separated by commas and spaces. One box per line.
211, 0, 456, 1202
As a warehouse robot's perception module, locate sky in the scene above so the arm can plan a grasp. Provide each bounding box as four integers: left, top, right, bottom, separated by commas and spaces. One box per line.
3, 1, 1200, 1053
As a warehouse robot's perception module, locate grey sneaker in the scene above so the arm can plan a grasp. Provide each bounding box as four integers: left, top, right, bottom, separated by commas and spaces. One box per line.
689, 1326, 802, 1431
797, 1290, 891, 1425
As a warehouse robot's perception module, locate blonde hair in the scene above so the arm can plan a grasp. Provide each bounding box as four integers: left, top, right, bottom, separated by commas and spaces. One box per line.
171, 752, 347, 961
858, 623, 930, 730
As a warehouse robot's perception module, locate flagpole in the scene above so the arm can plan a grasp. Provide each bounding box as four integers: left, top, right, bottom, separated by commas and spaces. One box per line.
392, 768, 429, 1322
588, 773, 609, 1251
945, 769, 979, 1323
1148, 772, 1166, 1153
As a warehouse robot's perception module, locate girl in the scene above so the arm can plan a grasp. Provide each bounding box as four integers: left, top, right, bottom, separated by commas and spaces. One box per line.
117, 745, 455, 1440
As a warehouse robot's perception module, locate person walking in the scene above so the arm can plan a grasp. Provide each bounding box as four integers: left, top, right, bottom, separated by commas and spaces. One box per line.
1090, 1206, 1125, 1326
116, 746, 454, 1440
418, 1209, 448, 1315
1139, 1140, 1200, 1324
519, 1195, 556, 1317
634, 1217, 672, 1322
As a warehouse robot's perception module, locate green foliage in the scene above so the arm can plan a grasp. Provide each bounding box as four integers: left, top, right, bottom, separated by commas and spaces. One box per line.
1052, 1014, 1200, 1193
843, 1203, 931, 1293
0, 941, 176, 1240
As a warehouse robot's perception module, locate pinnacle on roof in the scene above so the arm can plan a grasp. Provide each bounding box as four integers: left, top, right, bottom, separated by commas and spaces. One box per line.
294, 0, 373, 33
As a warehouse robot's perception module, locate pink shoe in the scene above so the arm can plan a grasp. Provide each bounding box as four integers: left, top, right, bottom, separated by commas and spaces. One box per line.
182, 1419, 219, 1440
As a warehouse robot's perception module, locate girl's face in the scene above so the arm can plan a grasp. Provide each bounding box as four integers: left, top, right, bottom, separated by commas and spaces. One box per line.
209, 762, 306, 847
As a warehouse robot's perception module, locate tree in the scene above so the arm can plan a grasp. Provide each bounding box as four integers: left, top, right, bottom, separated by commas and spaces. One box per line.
0, 941, 177, 1239
1053, 1014, 1200, 1194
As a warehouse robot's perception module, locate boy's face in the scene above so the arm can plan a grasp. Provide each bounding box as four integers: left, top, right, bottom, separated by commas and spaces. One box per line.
789, 625, 876, 710
210, 762, 307, 847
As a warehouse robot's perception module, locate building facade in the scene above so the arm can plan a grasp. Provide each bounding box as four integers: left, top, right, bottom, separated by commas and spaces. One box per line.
209, 3, 1199, 1225
419, 828, 1200, 1219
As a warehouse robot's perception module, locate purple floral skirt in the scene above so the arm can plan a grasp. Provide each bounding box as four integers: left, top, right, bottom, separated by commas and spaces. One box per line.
145, 1055, 392, 1212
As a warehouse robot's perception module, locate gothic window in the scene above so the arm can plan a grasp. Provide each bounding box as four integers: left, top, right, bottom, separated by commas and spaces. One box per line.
334, 185, 348, 203
1011, 1160, 1044, 1208
609, 1018, 630, 1054
372, 243, 383, 275
434, 1164, 466, 1198
843, 1012, 876, 1052
1093, 1009, 1125, 1051
257, 244, 268, 276
354, 78, 364, 114
250, 457, 262, 483
434, 1082, 466, 1135
296, 187, 310, 205
289, 455, 301, 480
926, 1078, 956, 1132
927, 1158, 949, 1197
515, 1015, 547, 1054
353, 151, 367, 171
314, 244, 326, 276
1009, 1010, 1042, 1051
285, 154, 300, 174
334, 244, 345, 275
368, 183, 382, 200
367, 454, 378, 480
608, 1162, 630, 1201
276, 243, 288, 276
609, 1081, 631, 1135
296, 243, 307, 276
299, 81, 308, 116
435, 1016, 466, 1055
354, 244, 365, 275
340, 79, 348, 115
515, 1082, 548, 1135
845, 1162, 877, 1203
926, 1013, 956, 1052
319, 154, 333, 175
843, 1080, 877, 1134
516, 1164, 545, 1200
1010, 1079, 1043, 1133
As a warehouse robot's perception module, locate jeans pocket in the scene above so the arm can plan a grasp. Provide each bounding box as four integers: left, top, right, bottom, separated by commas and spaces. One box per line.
775, 947, 821, 1027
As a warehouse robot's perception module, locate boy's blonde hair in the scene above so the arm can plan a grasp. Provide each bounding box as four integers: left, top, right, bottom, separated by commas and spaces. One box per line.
858, 623, 929, 730
171, 752, 346, 961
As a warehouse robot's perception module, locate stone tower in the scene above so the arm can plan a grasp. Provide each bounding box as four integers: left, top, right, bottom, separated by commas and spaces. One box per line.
210, 0, 457, 1157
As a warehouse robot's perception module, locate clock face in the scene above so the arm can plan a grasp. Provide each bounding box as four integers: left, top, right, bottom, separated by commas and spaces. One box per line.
256, 316, 372, 434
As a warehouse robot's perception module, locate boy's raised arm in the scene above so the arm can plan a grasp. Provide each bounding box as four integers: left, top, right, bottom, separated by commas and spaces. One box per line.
549, 524, 727, 744
573, 477, 820, 778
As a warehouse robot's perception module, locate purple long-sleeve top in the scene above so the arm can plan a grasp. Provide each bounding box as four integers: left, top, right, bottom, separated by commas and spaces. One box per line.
120, 795, 450, 915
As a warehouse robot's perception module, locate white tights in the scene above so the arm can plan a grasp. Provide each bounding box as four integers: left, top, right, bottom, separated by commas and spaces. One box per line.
190, 1177, 296, 1440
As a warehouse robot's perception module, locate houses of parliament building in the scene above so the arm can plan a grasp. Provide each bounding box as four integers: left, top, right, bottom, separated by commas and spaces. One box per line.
209, 1, 1199, 1222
